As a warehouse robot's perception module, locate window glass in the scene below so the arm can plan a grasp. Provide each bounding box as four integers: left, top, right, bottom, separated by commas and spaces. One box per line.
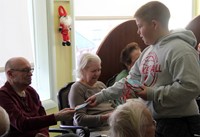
75, 20, 125, 65
75, 0, 145, 16
0, 0, 34, 86
0, 0, 51, 101
0, 0, 33, 67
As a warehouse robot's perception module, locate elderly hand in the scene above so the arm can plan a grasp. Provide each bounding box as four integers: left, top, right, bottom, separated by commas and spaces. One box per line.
54, 108, 75, 121
100, 112, 113, 121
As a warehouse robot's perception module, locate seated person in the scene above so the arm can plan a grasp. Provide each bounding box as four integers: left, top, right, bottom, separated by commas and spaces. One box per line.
0, 106, 10, 136
0, 57, 75, 137
109, 99, 156, 137
115, 42, 141, 105
69, 53, 114, 137
115, 42, 141, 82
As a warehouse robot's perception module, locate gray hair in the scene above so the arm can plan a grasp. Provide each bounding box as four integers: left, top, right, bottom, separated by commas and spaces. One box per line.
77, 53, 101, 79
109, 99, 150, 137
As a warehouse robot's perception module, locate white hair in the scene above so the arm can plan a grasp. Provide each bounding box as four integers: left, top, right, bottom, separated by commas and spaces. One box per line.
77, 53, 101, 79
109, 99, 150, 137
0, 106, 10, 136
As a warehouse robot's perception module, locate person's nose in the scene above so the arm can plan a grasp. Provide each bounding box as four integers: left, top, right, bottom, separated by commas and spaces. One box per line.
28, 72, 33, 76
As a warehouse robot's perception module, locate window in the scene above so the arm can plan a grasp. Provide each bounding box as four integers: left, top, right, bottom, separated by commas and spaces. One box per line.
0, 0, 34, 86
73, 0, 194, 77
0, 0, 56, 108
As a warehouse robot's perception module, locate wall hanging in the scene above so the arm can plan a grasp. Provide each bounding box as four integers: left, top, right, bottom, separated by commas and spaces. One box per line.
58, 5, 71, 46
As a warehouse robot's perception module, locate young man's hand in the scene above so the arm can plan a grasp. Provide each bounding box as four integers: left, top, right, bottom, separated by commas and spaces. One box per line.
134, 85, 147, 100
86, 95, 97, 107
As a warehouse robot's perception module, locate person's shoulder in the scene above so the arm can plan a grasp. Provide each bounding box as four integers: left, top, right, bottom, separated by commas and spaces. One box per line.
0, 86, 7, 93
0, 87, 8, 97
120, 69, 128, 75
73, 81, 81, 86
72, 81, 82, 89
115, 69, 128, 82
96, 81, 106, 88
0, 83, 14, 96
0, 82, 10, 92
70, 81, 85, 93
162, 29, 196, 49
26, 86, 40, 97
26, 86, 37, 92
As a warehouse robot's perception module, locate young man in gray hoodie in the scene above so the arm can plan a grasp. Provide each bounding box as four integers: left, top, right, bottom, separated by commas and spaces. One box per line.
87, 1, 200, 137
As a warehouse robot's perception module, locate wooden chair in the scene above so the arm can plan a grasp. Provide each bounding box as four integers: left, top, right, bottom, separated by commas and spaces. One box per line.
185, 14, 200, 112
96, 19, 147, 84
185, 15, 200, 49
97, 15, 200, 85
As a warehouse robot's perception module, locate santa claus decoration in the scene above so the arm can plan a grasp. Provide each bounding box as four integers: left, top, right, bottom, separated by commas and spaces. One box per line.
58, 5, 71, 46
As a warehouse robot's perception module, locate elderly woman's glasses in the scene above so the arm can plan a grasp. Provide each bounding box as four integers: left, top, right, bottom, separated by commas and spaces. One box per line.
11, 68, 34, 73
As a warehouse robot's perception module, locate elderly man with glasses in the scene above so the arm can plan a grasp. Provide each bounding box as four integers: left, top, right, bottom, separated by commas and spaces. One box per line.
0, 57, 76, 137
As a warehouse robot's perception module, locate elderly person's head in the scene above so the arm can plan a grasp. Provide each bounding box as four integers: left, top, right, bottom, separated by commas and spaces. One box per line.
5, 57, 33, 90
0, 106, 10, 136
120, 42, 141, 71
109, 99, 156, 137
77, 53, 101, 86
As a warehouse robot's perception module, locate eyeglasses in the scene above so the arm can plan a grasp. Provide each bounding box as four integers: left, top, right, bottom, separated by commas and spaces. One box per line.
11, 68, 34, 73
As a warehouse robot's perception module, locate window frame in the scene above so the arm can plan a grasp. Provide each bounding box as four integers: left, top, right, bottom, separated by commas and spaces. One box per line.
31, 0, 57, 109
0, 0, 57, 109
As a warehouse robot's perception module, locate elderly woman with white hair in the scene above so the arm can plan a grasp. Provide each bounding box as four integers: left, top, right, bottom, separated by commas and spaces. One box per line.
109, 99, 156, 137
69, 53, 114, 137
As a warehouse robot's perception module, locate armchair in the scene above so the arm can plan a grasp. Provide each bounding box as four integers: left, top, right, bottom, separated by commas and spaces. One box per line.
57, 82, 90, 137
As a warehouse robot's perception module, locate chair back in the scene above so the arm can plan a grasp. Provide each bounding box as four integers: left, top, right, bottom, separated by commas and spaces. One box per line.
57, 82, 95, 137
186, 14, 200, 112
185, 15, 200, 49
96, 19, 147, 84
57, 82, 75, 125
52, 82, 90, 137
106, 73, 118, 87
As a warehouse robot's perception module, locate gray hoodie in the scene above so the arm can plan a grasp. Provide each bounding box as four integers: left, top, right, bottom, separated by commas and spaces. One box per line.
96, 29, 200, 119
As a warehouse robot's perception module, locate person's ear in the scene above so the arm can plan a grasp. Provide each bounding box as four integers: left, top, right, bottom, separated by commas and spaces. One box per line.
151, 20, 159, 29
7, 70, 13, 78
